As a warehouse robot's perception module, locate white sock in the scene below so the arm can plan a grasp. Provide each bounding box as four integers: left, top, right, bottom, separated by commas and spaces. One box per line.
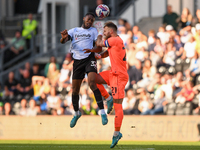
106, 95, 112, 101
113, 131, 119, 137
100, 109, 106, 115
75, 110, 80, 116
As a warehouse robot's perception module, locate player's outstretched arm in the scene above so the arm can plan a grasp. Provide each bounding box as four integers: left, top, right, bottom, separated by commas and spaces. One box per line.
60, 29, 69, 44
100, 50, 109, 58
83, 46, 102, 53
96, 35, 105, 47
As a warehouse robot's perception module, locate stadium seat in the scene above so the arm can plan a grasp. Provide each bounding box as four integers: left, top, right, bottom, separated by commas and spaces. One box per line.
158, 66, 167, 75
175, 58, 183, 72
165, 102, 176, 115
183, 102, 193, 115
183, 58, 191, 72
193, 94, 200, 105
168, 66, 176, 75
195, 75, 200, 85
175, 103, 185, 115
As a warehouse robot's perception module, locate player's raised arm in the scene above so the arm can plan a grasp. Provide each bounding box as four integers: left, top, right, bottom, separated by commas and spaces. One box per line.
96, 35, 106, 47
60, 29, 70, 44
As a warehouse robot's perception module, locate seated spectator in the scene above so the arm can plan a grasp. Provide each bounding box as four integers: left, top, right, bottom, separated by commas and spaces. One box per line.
172, 72, 185, 96
136, 31, 148, 50
175, 81, 195, 104
137, 59, 157, 88
122, 89, 137, 115
10, 30, 26, 58
194, 23, 200, 56
135, 47, 148, 62
153, 38, 165, 59
147, 73, 162, 97
138, 89, 151, 114
117, 18, 125, 31
160, 75, 173, 101
182, 34, 196, 59
192, 9, 200, 27
127, 59, 143, 89
157, 26, 169, 45
132, 25, 140, 43
148, 36, 156, 52
44, 56, 60, 77
142, 59, 157, 80
47, 63, 60, 86
47, 86, 63, 115
126, 43, 137, 66
0, 102, 3, 115
27, 99, 38, 116
58, 60, 72, 89
4, 102, 15, 115
179, 25, 192, 44
32, 76, 45, 101
39, 93, 48, 114
163, 42, 176, 66
118, 26, 129, 47
19, 62, 33, 79
174, 34, 184, 58
19, 99, 27, 116
40, 78, 51, 95
177, 8, 192, 31
81, 99, 97, 115
147, 29, 156, 45
17, 69, 33, 97
4, 71, 19, 99
185, 51, 200, 81
124, 19, 131, 31
141, 90, 166, 115
64, 53, 73, 68
32, 63, 42, 76
62, 88, 73, 115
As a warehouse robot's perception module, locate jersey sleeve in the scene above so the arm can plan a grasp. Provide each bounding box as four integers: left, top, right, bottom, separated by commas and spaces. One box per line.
104, 37, 116, 48
68, 28, 74, 40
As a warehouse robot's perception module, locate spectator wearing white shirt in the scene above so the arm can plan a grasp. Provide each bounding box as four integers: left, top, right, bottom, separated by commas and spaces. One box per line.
122, 89, 136, 114
182, 34, 196, 59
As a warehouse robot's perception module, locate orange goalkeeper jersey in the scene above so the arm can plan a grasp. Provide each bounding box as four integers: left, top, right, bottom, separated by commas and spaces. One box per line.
104, 36, 127, 75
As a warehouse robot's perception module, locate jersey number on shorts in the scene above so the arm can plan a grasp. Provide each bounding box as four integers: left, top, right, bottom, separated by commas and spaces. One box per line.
111, 87, 117, 95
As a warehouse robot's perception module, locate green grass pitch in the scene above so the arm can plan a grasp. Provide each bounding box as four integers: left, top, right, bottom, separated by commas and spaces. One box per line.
0, 140, 200, 150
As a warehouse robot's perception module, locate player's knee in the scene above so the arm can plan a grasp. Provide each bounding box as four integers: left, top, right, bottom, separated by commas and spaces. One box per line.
88, 81, 97, 91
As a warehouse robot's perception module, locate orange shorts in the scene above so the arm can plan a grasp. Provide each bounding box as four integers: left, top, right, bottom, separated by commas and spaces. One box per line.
99, 70, 129, 99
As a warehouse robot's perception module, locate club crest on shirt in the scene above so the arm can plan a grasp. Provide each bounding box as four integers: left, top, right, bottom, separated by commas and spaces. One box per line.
91, 61, 97, 69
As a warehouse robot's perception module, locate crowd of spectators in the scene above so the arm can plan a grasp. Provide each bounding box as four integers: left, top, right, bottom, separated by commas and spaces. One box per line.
0, 13, 37, 64
1, 5, 200, 116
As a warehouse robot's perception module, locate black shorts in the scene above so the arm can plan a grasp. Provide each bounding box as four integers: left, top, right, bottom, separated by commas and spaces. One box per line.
72, 53, 97, 79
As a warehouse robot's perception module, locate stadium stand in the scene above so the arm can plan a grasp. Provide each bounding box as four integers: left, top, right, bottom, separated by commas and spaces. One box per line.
0, 0, 200, 117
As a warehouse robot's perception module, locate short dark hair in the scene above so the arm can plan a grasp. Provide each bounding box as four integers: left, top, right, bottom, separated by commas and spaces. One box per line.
104, 22, 117, 32
85, 12, 95, 18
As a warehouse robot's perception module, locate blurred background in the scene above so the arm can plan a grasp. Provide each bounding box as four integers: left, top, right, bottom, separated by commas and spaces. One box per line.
0, 0, 200, 121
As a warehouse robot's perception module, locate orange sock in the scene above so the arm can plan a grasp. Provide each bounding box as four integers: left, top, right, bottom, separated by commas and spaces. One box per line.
114, 103, 123, 131
97, 84, 110, 99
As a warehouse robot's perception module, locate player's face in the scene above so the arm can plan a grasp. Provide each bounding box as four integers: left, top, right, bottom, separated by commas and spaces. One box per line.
83, 15, 95, 29
103, 26, 111, 39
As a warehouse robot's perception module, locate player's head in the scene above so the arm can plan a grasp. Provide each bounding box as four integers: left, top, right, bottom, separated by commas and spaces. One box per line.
83, 12, 95, 29
103, 22, 117, 39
